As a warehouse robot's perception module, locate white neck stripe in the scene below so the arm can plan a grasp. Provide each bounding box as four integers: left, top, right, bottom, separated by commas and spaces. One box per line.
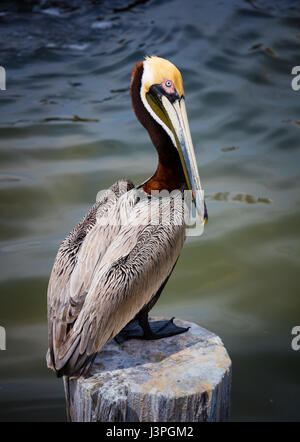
141, 61, 177, 149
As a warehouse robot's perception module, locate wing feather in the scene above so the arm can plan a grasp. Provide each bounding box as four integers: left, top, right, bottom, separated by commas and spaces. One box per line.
47, 185, 186, 377
47, 179, 134, 372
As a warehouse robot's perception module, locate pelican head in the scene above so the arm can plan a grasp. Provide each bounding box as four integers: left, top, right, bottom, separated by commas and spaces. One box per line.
139, 56, 205, 221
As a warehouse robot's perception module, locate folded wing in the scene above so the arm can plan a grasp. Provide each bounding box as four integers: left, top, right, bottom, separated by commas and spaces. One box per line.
47, 183, 185, 377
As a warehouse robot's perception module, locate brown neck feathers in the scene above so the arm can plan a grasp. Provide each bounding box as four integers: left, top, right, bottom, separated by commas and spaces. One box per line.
130, 61, 185, 194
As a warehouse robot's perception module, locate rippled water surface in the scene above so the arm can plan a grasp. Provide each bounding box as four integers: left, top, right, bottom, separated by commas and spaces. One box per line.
0, 0, 300, 421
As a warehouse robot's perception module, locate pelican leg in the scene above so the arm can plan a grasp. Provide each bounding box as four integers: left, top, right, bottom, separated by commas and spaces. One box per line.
114, 320, 144, 344
114, 314, 189, 344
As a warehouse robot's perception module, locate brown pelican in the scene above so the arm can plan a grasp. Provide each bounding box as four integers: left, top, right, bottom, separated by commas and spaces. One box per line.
47, 56, 207, 377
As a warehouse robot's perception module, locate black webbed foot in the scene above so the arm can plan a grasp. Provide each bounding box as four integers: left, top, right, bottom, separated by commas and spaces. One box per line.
114, 320, 144, 344
114, 316, 189, 344
152, 316, 190, 337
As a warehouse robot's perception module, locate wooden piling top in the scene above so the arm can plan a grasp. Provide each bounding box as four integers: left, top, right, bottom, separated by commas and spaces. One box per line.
64, 317, 232, 422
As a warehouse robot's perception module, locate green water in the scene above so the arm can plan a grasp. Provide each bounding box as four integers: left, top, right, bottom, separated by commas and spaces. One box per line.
0, 0, 300, 421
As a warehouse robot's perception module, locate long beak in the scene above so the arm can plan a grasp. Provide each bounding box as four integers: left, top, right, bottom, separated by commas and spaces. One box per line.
161, 96, 206, 223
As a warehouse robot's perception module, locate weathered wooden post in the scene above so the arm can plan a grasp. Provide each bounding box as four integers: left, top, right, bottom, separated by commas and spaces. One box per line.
64, 317, 231, 422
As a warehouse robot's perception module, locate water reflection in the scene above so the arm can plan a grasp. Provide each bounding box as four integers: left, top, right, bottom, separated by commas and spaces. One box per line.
0, 0, 300, 422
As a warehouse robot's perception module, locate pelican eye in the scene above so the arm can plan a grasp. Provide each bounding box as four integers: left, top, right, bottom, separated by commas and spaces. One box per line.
165, 80, 172, 87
